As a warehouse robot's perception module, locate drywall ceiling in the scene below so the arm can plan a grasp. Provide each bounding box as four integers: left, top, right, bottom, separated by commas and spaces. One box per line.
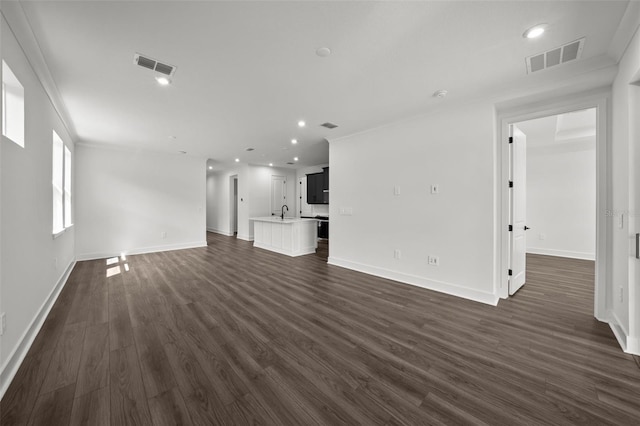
8, 1, 629, 168
516, 108, 596, 155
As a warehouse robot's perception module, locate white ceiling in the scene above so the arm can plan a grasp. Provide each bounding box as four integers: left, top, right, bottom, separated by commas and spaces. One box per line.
515, 108, 596, 155
11, 1, 629, 169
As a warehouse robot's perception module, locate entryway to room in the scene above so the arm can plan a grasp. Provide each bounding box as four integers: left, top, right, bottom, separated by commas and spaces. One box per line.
510, 108, 597, 302
498, 94, 608, 322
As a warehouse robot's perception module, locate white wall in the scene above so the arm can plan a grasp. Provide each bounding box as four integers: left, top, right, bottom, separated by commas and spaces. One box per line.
329, 102, 498, 304
0, 15, 76, 394
206, 172, 218, 232
526, 139, 596, 259
249, 165, 296, 221
75, 145, 206, 258
207, 164, 295, 240
207, 165, 248, 238
611, 8, 640, 353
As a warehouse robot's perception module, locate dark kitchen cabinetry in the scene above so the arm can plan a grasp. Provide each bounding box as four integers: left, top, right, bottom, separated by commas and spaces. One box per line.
306, 167, 329, 204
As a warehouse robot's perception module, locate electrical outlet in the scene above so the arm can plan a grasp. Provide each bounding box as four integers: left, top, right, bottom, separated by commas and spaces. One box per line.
430, 184, 439, 194
539, 233, 546, 241
340, 207, 353, 216
394, 186, 401, 196
1, 313, 6, 336
428, 256, 440, 266
161, 231, 167, 239
54, 257, 58, 268
394, 249, 401, 259
619, 287, 624, 303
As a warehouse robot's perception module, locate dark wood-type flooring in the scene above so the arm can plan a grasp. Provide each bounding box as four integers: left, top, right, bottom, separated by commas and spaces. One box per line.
2, 234, 640, 425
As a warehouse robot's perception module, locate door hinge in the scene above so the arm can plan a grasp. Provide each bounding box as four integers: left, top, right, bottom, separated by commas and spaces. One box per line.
508, 225, 513, 231
508, 136, 513, 144
508, 269, 513, 276
509, 181, 513, 188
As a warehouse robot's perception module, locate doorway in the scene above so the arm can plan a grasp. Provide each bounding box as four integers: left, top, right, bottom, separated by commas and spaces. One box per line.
509, 108, 597, 296
497, 93, 608, 320
230, 175, 238, 236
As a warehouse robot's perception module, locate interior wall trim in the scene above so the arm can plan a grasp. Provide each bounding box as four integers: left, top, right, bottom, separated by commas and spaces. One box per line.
327, 256, 499, 306
76, 241, 207, 262
0, 259, 76, 400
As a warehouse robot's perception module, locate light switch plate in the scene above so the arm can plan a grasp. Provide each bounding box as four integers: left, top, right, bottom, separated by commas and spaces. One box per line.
430, 184, 439, 194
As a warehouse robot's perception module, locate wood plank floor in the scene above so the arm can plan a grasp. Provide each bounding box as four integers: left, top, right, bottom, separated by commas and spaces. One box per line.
2, 234, 640, 425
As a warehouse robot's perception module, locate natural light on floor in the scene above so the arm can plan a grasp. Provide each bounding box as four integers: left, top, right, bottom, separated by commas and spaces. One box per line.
106, 266, 121, 277
105, 254, 130, 277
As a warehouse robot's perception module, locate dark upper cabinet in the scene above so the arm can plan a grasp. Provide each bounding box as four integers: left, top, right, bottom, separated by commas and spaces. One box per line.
307, 167, 329, 204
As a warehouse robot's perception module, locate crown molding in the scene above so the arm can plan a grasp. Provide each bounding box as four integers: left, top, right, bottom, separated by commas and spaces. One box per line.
1, 1, 78, 142
607, 1, 640, 63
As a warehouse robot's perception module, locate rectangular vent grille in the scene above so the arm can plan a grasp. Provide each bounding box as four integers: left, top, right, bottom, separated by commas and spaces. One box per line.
526, 38, 585, 74
134, 53, 177, 76
321, 122, 338, 129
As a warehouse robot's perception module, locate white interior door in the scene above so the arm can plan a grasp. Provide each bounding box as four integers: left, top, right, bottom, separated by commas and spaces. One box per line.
510, 126, 527, 295
271, 175, 286, 216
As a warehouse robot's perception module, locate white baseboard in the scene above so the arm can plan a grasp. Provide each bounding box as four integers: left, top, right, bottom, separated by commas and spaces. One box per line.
626, 336, 639, 356
76, 241, 207, 261
0, 259, 76, 400
607, 311, 640, 355
327, 257, 499, 306
236, 234, 254, 242
609, 316, 628, 353
207, 228, 233, 236
526, 247, 595, 260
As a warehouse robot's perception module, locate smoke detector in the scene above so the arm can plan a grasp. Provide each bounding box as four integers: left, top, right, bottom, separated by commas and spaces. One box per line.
526, 38, 585, 74
433, 90, 448, 98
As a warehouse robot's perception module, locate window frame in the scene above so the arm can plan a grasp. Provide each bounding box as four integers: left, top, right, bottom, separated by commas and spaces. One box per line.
52, 130, 73, 238
2, 60, 25, 148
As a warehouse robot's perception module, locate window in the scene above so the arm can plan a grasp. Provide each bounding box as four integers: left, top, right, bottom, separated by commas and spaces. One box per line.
52, 130, 72, 234
2, 60, 25, 147
52, 132, 64, 234
64, 145, 72, 227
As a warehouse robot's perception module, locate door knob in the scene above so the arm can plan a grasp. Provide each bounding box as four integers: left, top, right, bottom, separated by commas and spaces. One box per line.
524, 226, 530, 231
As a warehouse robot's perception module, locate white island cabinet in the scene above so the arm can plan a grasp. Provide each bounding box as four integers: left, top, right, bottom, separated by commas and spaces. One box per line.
251, 217, 318, 257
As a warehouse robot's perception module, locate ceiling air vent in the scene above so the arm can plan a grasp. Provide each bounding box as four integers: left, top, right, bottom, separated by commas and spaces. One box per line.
321, 122, 338, 129
286, 162, 295, 165
525, 38, 585, 74
134, 53, 177, 76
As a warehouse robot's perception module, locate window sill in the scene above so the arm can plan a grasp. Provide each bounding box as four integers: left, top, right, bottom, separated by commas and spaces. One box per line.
52, 224, 73, 240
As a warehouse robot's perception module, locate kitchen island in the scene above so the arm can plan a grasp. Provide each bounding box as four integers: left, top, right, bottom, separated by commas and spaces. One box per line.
250, 217, 318, 257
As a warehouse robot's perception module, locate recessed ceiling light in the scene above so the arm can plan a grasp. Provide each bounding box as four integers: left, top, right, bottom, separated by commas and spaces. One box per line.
246, 147, 255, 151
208, 166, 213, 170
269, 163, 273, 167
433, 89, 448, 98
168, 135, 176, 140
291, 139, 298, 144
316, 47, 331, 57
294, 157, 299, 161
155, 76, 171, 85
235, 158, 240, 162
178, 150, 187, 154
523, 24, 547, 39
298, 120, 306, 128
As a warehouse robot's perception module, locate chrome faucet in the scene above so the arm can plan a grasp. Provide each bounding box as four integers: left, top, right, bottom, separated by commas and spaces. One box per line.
281, 204, 289, 220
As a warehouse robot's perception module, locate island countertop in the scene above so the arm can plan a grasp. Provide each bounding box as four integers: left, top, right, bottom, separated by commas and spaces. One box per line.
250, 217, 318, 224
251, 217, 318, 256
